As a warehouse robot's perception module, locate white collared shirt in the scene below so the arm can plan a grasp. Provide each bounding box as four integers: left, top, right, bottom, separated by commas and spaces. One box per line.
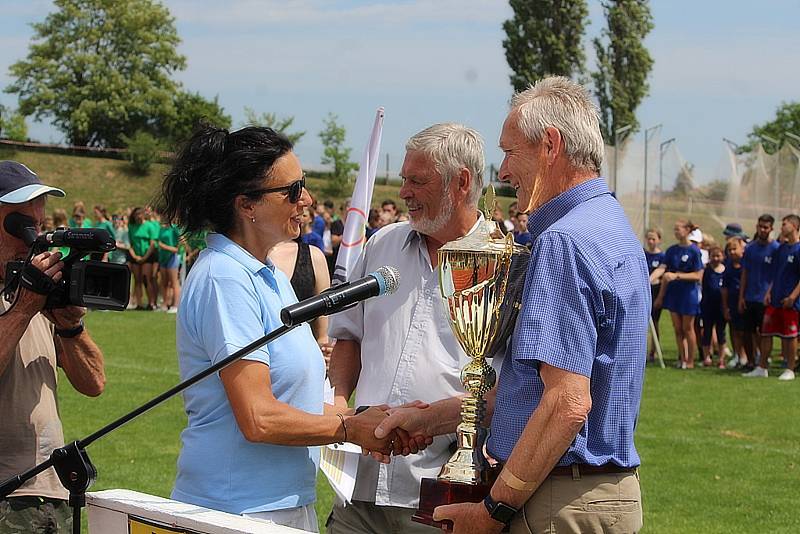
329, 217, 495, 508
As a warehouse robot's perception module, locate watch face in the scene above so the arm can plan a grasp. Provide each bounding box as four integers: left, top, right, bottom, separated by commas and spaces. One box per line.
492, 502, 517, 524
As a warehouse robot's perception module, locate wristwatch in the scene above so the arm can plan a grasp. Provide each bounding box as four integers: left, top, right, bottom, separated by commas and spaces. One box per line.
55, 319, 85, 338
483, 494, 518, 525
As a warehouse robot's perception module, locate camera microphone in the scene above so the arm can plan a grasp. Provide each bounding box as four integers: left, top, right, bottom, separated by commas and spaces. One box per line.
3, 212, 38, 247
36, 228, 115, 252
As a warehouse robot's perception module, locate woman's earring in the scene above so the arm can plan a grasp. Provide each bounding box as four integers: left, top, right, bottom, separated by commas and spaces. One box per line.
251, 217, 256, 223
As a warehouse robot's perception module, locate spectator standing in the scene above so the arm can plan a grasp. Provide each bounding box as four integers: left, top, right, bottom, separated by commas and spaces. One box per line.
740, 214, 779, 374
752, 215, 800, 380
128, 207, 158, 310
700, 246, 727, 368
655, 219, 703, 369
514, 212, 532, 248
92, 205, 115, 261
158, 218, 182, 313
645, 228, 666, 361
108, 213, 129, 266
301, 206, 325, 252
722, 236, 748, 367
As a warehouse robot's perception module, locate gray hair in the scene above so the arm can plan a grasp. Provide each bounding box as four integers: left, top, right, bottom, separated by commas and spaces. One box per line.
510, 76, 604, 173
405, 123, 485, 206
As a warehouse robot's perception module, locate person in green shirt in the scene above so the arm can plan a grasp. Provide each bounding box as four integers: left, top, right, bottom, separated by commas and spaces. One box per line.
128, 207, 158, 310
69, 202, 93, 228
158, 220, 181, 313
91, 205, 115, 261
183, 230, 208, 273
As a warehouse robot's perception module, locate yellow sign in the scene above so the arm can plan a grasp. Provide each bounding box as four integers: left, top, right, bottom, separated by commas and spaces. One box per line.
129, 516, 200, 534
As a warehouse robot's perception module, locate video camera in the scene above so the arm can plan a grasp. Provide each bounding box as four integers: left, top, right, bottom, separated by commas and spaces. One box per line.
3, 212, 130, 310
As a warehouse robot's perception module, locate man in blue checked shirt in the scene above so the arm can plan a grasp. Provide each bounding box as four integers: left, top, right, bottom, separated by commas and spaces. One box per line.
377, 77, 650, 533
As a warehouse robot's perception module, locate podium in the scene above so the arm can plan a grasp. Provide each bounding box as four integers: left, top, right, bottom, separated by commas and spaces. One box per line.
86, 489, 304, 533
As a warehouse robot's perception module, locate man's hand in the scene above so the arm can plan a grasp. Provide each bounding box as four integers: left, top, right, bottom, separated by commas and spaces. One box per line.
764, 291, 771, 307
17, 251, 64, 313
433, 501, 504, 534
372, 401, 434, 460
345, 406, 395, 461
723, 308, 731, 322
781, 296, 795, 309
662, 272, 677, 283
43, 305, 86, 330
738, 297, 746, 315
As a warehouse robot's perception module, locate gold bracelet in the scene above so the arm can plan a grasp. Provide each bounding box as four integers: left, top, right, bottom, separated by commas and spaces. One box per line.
500, 468, 538, 491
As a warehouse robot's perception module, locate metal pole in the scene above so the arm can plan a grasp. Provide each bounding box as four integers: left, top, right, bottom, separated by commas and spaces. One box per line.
385, 153, 389, 184
659, 138, 675, 232
613, 125, 632, 193
644, 124, 662, 237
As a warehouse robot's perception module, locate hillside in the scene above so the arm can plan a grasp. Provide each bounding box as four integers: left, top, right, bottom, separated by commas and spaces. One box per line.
0, 146, 443, 216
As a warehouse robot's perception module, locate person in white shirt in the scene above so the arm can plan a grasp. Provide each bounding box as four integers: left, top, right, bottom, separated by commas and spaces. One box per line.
326, 123, 486, 533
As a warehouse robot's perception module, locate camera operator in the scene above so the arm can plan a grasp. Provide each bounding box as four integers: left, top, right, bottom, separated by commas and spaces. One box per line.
0, 161, 105, 533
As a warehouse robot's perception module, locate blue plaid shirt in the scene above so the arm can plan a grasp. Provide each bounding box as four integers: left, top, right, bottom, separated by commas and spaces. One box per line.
487, 178, 649, 468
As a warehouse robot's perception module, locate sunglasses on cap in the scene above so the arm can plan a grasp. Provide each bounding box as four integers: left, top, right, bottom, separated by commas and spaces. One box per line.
247, 174, 306, 203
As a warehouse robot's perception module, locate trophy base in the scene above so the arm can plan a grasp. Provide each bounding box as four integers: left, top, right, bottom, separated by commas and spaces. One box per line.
411, 476, 494, 531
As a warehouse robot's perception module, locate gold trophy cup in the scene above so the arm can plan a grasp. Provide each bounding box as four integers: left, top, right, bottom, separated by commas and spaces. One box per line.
412, 187, 530, 529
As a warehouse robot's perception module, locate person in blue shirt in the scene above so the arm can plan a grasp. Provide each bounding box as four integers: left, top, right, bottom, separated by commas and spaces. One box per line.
644, 228, 666, 361
513, 212, 532, 248
654, 219, 704, 369
740, 214, 778, 374
377, 76, 649, 534
157, 125, 402, 531
700, 246, 727, 368
722, 237, 748, 367
298, 205, 325, 252
754, 214, 800, 381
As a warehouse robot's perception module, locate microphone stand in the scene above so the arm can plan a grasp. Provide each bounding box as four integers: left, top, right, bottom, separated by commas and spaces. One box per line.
0, 323, 296, 534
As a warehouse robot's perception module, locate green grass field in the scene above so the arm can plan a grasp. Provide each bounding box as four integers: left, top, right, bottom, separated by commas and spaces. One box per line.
55, 311, 800, 533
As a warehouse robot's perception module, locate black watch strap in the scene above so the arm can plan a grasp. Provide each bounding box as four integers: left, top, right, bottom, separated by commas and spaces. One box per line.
483, 494, 518, 525
55, 320, 84, 338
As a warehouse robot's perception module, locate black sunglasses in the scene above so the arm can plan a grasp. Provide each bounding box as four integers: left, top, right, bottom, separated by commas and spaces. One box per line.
247, 174, 306, 203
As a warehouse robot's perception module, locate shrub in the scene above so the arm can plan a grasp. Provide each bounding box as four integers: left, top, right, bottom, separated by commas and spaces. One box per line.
121, 131, 162, 174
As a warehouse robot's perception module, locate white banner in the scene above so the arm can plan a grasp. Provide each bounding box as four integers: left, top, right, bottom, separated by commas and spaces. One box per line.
331, 108, 384, 284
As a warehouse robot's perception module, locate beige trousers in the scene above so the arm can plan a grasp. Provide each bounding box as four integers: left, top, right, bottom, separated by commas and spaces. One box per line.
510, 470, 642, 534
327, 500, 440, 534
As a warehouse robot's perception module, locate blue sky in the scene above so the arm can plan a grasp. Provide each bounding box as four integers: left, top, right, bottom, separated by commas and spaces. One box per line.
0, 0, 797, 184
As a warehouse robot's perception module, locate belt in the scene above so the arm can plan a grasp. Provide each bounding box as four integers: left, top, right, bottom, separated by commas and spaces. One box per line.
549, 464, 636, 477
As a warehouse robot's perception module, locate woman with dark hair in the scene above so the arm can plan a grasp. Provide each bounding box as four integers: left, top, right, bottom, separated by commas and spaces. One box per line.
158, 125, 398, 531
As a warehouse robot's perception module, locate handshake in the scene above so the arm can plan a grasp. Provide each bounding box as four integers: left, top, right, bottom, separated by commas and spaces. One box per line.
340, 401, 438, 463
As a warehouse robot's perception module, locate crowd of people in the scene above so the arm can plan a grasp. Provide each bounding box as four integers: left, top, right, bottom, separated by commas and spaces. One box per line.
646, 214, 800, 381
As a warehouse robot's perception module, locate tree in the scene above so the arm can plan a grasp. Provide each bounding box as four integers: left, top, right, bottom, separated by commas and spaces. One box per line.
121, 131, 162, 174
242, 108, 305, 145
163, 91, 232, 147
744, 101, 800, 152
6, 0, 186, 147
592, 0, 655, 144
319, 113, 358, 198
502, 0, 589, 92
0, 105, 28, 141
672, 162, 695, 198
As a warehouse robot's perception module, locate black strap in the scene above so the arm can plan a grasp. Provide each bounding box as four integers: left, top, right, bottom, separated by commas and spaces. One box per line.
19, 262, 57, 295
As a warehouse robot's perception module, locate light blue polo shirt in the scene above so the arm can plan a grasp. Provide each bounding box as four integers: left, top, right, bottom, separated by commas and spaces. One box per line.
171, 233, 325, 515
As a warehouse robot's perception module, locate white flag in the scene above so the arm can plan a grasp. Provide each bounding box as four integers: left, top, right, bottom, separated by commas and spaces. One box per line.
331, 108, 384, 284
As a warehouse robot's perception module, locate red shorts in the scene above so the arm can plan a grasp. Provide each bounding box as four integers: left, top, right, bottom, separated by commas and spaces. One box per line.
761, 305, 800, 338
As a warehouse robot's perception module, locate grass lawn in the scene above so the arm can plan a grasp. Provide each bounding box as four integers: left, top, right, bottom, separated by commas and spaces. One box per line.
58, 305, 799, 533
